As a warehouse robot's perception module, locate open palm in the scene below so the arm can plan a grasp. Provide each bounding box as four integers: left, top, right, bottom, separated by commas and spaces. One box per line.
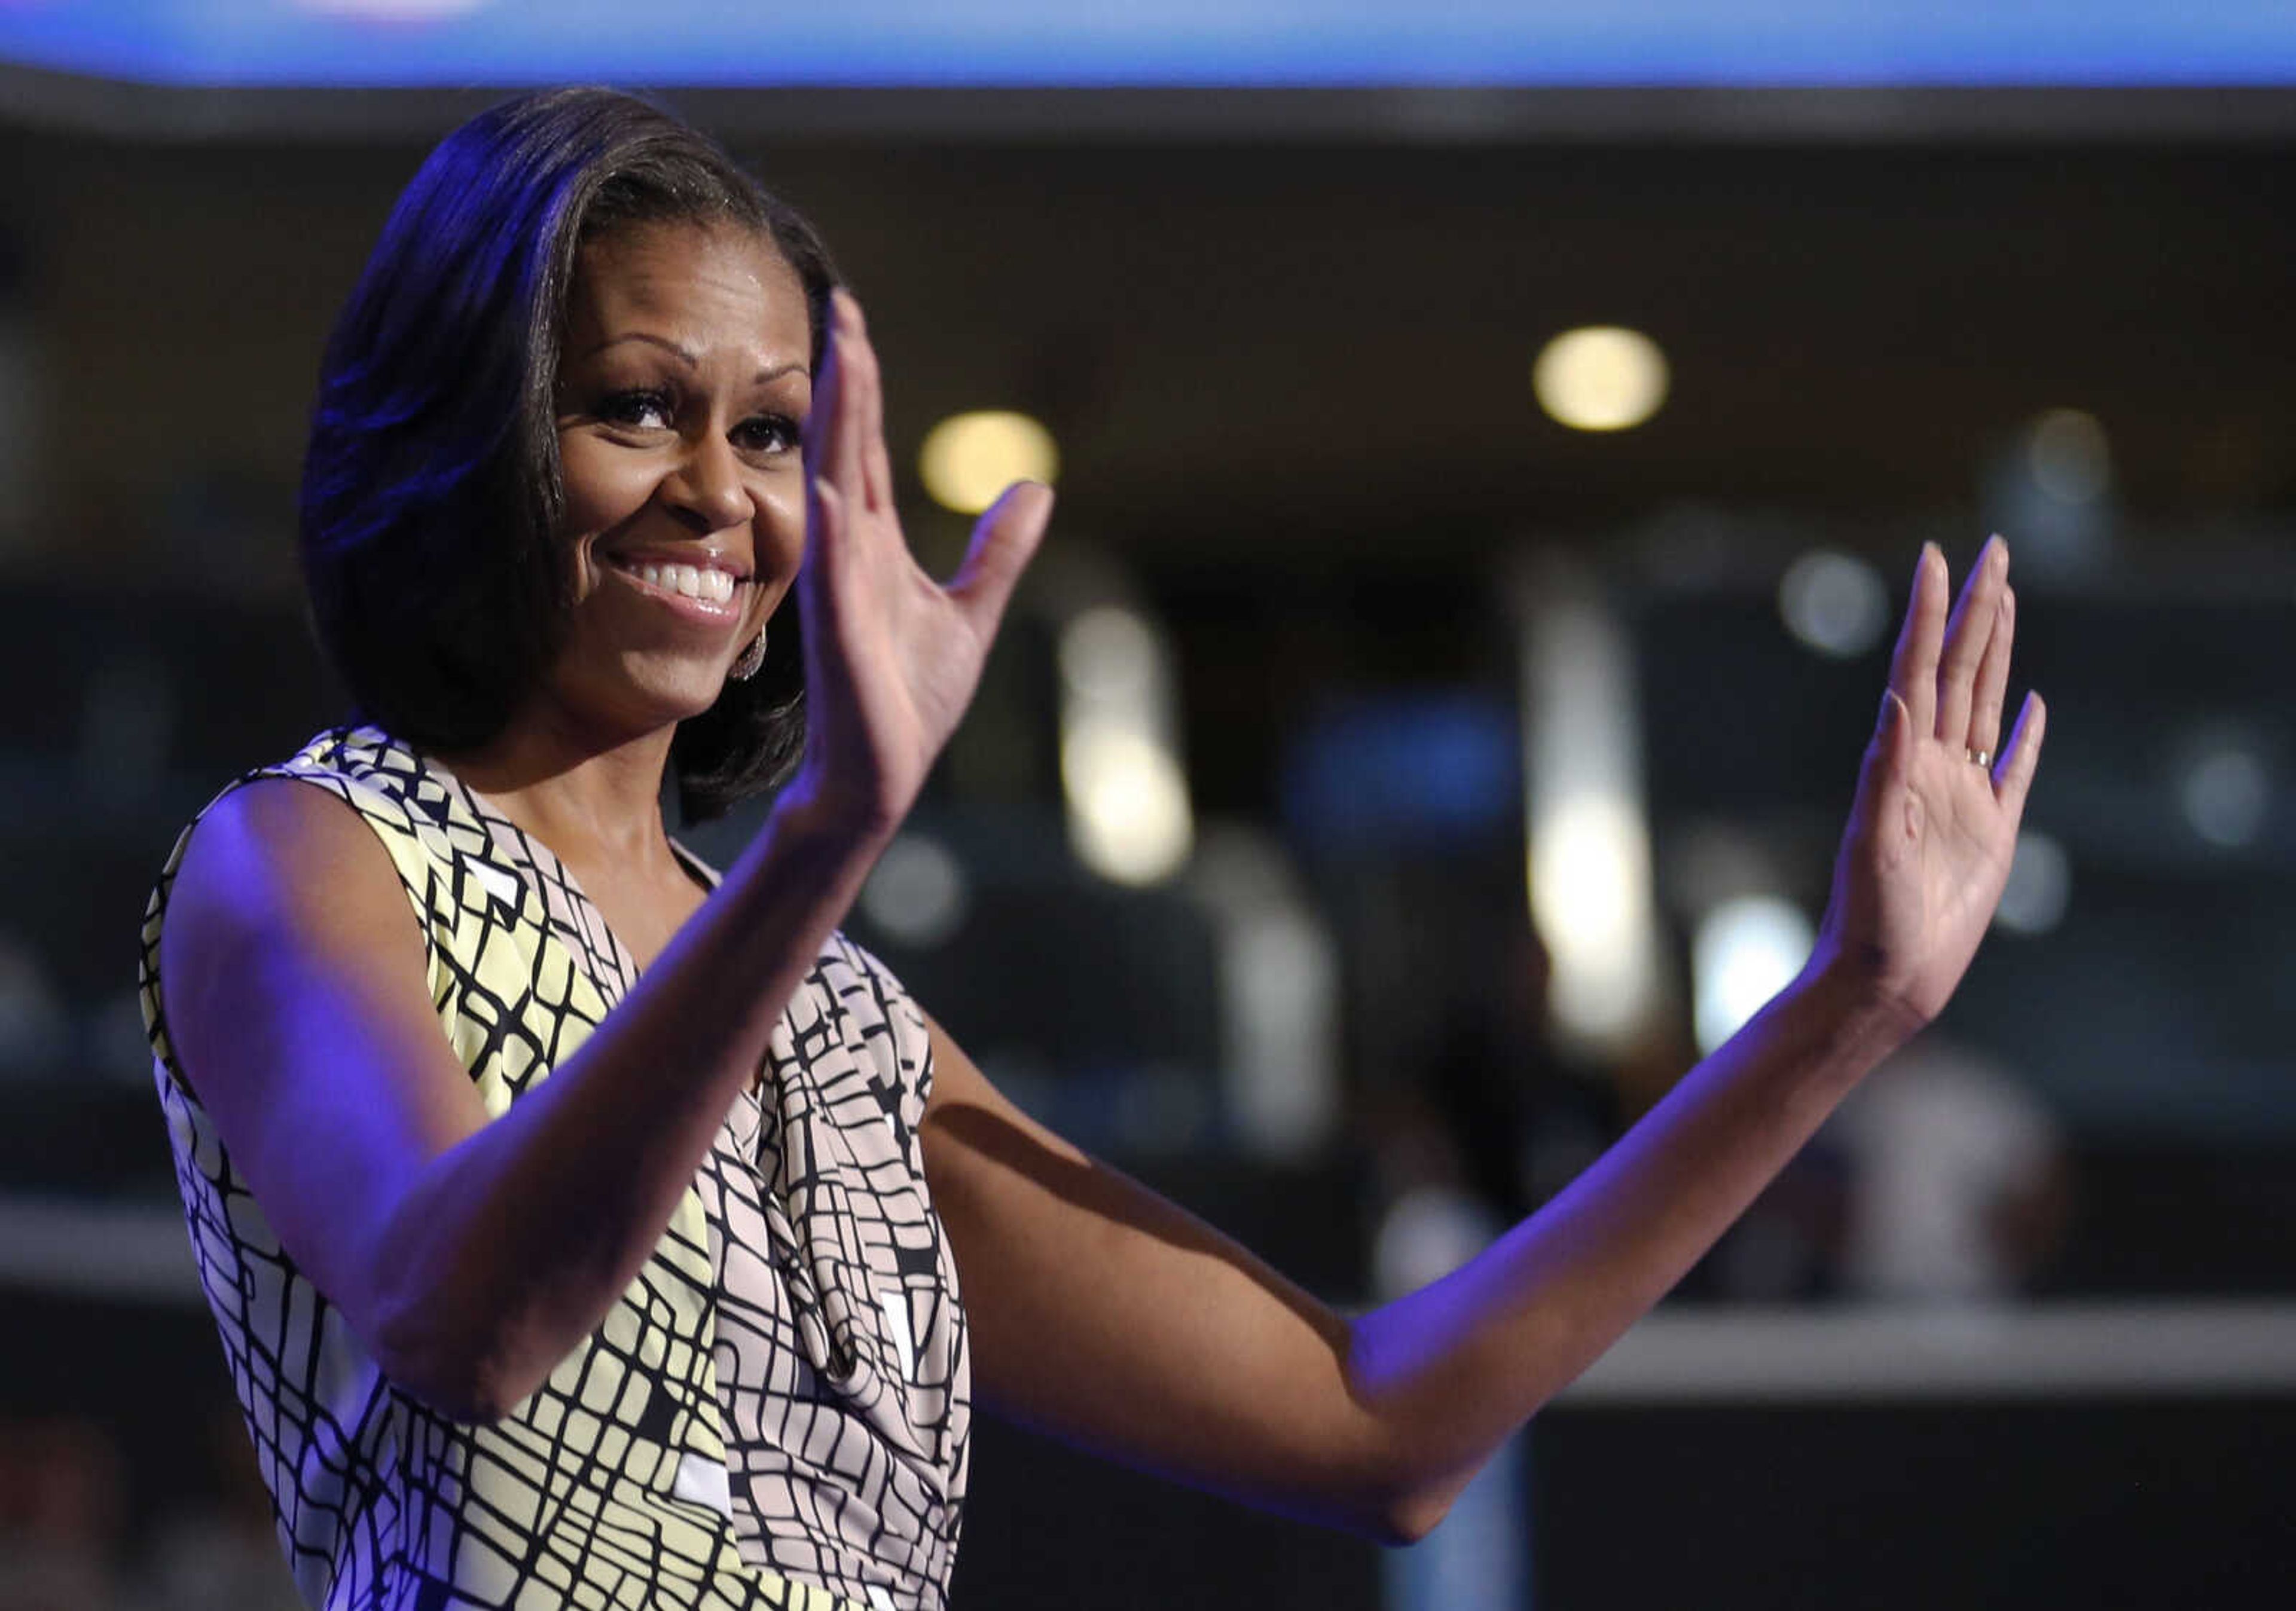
789, 291, 1054, 833
1817, 538, 2047, 1029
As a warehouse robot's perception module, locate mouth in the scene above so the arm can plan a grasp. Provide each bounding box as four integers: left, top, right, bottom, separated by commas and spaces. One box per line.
600, 552, 751, 617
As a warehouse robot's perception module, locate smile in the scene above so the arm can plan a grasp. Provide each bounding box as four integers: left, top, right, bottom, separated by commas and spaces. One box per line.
603, 555, 746, 615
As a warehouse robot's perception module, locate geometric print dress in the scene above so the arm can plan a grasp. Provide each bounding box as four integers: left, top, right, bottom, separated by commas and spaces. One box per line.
139, 726, 971, 1611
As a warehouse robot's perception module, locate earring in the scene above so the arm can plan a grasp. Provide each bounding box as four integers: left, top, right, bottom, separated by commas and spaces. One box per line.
729, 628, 768, 683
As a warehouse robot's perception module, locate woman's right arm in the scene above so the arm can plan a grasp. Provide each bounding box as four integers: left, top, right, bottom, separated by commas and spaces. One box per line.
162, 291, 1051, 1423
161, 774, 885, 1423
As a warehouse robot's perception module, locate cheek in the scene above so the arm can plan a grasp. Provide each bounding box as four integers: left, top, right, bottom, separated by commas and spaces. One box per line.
557, 439, 655, 536
753, 477, 809, 572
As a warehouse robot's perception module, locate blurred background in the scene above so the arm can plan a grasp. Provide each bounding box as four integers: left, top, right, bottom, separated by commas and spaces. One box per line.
2, 3, 2293, 1607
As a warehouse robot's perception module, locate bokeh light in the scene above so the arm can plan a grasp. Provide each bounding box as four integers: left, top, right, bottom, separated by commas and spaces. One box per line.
1532, 326, 1669, 432
1993, 828, 2072, 936
918, 409, 1059, 515
2026, 408, 2111, 505
1692, 894, 1814, 1054
1778, 548, 1890, 659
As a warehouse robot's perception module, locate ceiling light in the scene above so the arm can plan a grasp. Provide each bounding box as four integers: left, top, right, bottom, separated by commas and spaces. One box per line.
1532, 326, 1669, 433
918, 410, 1058, 515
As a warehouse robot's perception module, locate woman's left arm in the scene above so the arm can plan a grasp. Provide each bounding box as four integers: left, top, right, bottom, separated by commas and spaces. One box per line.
922, 539, 2043, 1543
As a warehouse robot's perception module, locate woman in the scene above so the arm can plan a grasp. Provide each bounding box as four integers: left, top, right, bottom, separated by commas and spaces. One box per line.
141, 88, 2043, 1611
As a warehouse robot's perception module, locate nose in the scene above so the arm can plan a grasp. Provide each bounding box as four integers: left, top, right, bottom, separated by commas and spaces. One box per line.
660, 430, 754, 533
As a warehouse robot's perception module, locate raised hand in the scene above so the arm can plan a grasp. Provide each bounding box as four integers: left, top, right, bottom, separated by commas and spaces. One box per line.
789, 291, 1054, 834
1814, 537, 2046, 1031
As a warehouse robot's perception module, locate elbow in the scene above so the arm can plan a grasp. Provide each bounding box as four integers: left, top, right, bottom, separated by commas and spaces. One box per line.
362, 1212, 555, 1427
401, 1365, 527, 1429
377, 1341, 533, 1427
1317, 1455, 1457, 1546
1333, 1326, 1461, 1546
1361, 1484, 1454, 1549
370, 1298, 537, 1427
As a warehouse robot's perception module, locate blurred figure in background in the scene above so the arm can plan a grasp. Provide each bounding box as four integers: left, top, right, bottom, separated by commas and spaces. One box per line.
1364, 925, 1581, 1611
1830, 1032, 2071, 1304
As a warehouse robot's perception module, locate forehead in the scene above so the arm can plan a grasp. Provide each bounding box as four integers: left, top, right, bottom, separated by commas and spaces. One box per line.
563, 219, 809, 361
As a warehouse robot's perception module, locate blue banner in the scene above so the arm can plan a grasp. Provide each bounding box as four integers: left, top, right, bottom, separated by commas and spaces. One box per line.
4, 1, 2294, 88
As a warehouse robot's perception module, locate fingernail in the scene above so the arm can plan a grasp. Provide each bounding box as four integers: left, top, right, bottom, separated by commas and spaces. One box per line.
1879, 687, 1903, 730
1919, 541, 1940, 579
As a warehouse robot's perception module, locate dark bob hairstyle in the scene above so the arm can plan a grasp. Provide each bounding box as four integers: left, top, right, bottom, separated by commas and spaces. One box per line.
300, 87, 837, 820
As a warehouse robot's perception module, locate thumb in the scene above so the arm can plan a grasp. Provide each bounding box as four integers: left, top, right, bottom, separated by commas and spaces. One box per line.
947, 480, 1054, 634
1849, 687, 1914, 830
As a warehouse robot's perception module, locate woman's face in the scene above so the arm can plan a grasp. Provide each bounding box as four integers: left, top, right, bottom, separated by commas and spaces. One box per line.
545, 218, 812, 739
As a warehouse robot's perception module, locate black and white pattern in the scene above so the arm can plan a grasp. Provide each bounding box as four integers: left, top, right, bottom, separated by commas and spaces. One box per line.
141, 727, 970, 1611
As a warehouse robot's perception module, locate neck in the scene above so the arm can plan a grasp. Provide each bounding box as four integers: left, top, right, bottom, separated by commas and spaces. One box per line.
431, 703, 680, 870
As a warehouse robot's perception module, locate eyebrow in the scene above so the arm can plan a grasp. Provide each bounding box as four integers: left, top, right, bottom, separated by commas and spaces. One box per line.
569, 332, 808, 384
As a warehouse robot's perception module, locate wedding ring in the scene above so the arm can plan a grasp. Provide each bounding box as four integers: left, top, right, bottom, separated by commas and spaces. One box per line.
1967, 747, 1992, 768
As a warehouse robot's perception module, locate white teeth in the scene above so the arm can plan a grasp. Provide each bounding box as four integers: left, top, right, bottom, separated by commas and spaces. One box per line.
616, 557, 740, 607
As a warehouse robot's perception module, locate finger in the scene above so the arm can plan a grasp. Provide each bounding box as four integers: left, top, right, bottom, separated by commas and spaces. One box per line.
1843, 683, 1913, 857
805, 317, 870, 566
1991, 690, 2047, 817
1965, 585, 2016, 763
1885, 543, 1949, 741
832, 290, 896, 515
802, 475, 848, 622
947, 481, 1055, 635
822, 349, 873, 575
802, 303, 847, 484
1860, 686, 1915, 797
1933, 534, 2007, 747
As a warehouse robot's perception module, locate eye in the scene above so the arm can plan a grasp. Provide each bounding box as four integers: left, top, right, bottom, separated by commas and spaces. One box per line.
594, 387, 676, 431
732, 412, 801, 457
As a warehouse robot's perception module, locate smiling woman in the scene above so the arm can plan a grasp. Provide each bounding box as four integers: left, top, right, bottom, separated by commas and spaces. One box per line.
145, 89, 1007, 1610
297, 88, 833, 820
545, 221, 813, 741
138, 84, 2042, 1611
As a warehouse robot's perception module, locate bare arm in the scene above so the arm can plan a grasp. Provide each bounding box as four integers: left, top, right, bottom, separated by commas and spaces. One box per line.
927, 539, 2044, 1542
162, 778, 884, 1421
160, 292, 1051, 1422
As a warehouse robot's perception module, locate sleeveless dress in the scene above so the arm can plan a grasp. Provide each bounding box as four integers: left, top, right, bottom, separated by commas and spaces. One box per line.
138, 727, 971, 1611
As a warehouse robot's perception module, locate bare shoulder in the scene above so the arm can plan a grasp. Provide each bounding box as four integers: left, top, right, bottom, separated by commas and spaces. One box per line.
158, 772, 478, 1157
163, 775, 423, 985
156, 773, 489, 1323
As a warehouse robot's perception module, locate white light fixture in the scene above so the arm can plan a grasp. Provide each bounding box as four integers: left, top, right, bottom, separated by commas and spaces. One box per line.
1058, 605, 1193, 886
1520, 584, 1662, 1053
1692, 895, 1813, 1055
1532, 326, 1669, 433
1531, 794, 1659, 1041
1061, 725, 1193, 886
918, 410, 1058, 515
1057, 606, 1156, 700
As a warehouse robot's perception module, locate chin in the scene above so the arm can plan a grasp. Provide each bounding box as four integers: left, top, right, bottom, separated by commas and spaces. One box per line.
549, 655, 738, 741
631, 670, 740, 729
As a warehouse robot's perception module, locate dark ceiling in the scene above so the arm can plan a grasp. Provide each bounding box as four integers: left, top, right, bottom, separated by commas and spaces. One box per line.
5, 99, 2292, 588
